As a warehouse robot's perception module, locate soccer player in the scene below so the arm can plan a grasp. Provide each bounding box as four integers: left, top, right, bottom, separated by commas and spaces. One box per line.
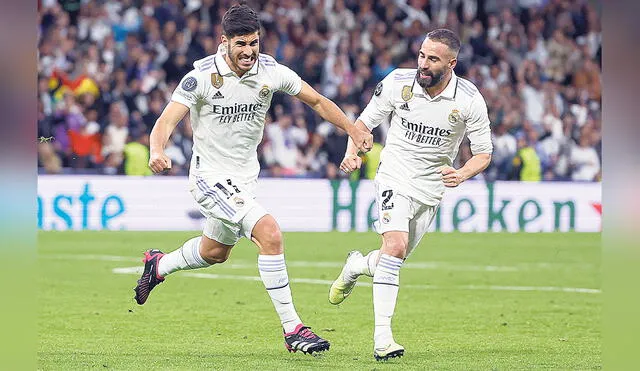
133, 4, 373, 356
328, 29, 493, 361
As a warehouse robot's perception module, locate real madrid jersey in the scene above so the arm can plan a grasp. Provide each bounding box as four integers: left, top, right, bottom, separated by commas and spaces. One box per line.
171, 49, 302, 184
358, 69, 493, 206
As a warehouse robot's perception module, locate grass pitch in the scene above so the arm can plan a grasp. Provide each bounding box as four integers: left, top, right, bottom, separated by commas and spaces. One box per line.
38, 231, 601, 370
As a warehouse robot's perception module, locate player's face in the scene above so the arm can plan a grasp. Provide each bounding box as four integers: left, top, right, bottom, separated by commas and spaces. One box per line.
222, 32, 260, 73
416, 38, 457, 89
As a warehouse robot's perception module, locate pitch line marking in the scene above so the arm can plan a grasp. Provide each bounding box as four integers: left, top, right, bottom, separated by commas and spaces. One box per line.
42, 254, 597, 272
112, 267, 601, 294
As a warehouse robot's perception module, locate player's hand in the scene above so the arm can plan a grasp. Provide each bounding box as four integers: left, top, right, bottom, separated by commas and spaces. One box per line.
348, 127, 373, 153
149, 151, 172, 174
440, 166, 464, 187
340, 153, 362, 174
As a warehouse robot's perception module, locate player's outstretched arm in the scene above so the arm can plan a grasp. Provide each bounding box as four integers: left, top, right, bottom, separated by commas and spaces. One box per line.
340, 120, 371, 174
295, 81, 373, 153
149, 101, 189, 173
440, 153, 492, 187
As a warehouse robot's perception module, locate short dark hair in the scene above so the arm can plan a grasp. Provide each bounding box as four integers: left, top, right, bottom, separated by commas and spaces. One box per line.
426, 28, 461, 55
222, 4, 261, 38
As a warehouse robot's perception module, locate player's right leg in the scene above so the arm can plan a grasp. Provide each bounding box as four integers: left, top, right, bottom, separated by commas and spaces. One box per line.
329, 250, 364, 304
372, 231, 407, 361
373, 201, 438, 361
134, 220, 235, 305
329, 248, 384, 304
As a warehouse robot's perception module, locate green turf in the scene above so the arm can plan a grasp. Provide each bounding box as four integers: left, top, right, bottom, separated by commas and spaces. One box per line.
38, 231, 601, 370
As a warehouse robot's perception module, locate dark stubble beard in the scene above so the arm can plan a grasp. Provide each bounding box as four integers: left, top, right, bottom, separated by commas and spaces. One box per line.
227, 42, 257, 71
416, 68, 444, 89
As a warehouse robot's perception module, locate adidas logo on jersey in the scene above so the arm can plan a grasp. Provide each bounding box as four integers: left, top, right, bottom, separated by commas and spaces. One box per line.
399, 102, 410, 111
212, 91, 224, 99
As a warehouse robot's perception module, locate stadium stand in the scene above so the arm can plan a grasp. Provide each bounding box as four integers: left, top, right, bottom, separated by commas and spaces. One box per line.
38, 0, 601, 182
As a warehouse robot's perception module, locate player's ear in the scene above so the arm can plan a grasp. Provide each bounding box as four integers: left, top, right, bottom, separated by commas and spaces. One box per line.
449, 57, 457, 70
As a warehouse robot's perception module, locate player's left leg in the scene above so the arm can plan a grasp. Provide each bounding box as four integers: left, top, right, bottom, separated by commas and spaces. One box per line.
246, 212, 330, 355
329, 183, 409, 306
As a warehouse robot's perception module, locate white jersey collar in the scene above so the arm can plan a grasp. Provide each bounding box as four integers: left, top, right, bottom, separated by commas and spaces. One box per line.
412, 71, 458, 101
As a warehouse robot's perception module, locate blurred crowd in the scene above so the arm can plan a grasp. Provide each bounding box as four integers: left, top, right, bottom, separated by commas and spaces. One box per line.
38, 0, 602, 182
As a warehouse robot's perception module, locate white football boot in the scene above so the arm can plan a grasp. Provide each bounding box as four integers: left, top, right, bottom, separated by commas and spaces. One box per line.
328, 251, 363, 305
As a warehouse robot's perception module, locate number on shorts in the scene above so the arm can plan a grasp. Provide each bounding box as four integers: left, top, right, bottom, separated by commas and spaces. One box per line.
381, 189, 394, 210
214, 183, 233, 198
214, 179, 241, 199
226, 179, 241, 193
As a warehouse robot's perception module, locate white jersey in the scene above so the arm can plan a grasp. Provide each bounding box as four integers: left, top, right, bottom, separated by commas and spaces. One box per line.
359, 69, 493, 206
171, 51, 303, 184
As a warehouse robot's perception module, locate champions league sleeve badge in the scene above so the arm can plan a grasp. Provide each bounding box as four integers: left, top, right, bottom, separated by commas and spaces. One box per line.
182, 76, 197, 92
374, 82, 383, 97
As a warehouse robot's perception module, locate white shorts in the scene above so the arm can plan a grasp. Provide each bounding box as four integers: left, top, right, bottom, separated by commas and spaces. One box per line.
189, 175, 268, 246
373, 181, 439, 257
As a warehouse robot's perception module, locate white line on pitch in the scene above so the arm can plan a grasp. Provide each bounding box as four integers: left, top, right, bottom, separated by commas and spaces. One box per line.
43, 254, 597, 272
42, 254, 141, 262
112, 267, 601, 294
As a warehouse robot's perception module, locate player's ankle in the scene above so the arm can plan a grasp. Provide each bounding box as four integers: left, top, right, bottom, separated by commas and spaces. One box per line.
345, 271, 361, 282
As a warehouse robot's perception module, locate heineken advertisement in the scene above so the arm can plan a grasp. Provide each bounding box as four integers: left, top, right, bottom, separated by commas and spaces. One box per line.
37, 176, 601, 232
328, 180, 601, 232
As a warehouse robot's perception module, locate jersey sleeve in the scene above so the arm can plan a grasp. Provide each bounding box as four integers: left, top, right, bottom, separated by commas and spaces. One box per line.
274, 63, 303, 96
171, 70, 206, 108
466, 92, 493, 155
357, 73, 395, 130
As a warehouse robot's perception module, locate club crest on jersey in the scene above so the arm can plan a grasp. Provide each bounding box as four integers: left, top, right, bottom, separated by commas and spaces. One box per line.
182, 76, 197, 91
233, 196, 245, 208
448, 109, 462, 123
401, 85, 413, 101
374, 82, 383, 97
259, 85, 270, 98
210, 73, 223, 89
382, 212, 391, 224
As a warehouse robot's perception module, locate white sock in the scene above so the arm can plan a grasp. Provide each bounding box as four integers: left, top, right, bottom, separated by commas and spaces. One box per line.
349, 249, 381, 278
157, 236, 210, 277
373, 254, 403, 347
258, 254, 302, 333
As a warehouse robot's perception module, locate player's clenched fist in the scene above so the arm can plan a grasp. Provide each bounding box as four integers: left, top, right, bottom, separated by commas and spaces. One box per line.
440, 166, 464, 187
340, 153, 362, 174
149, 151, 172, 174
348, 127, 373, 153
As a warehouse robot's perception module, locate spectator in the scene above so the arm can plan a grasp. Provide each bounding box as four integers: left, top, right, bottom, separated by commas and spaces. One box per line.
320, 124, 350, 180
301, 132, 330, 178
569, 127, 600, 181
264, 108, 308, 177
510, 133, 542, 182
490, 123, 517, 181
101, 102, 129, 174
123, 133, 153, 176
67, 109, 103, 169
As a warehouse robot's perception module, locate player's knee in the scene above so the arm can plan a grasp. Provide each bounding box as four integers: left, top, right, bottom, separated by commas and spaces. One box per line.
200, 246, 230, 264
202, 252, 228, 264
262, 228, 283, 253
383, 237, 408, 259
252, 215, 283, 254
